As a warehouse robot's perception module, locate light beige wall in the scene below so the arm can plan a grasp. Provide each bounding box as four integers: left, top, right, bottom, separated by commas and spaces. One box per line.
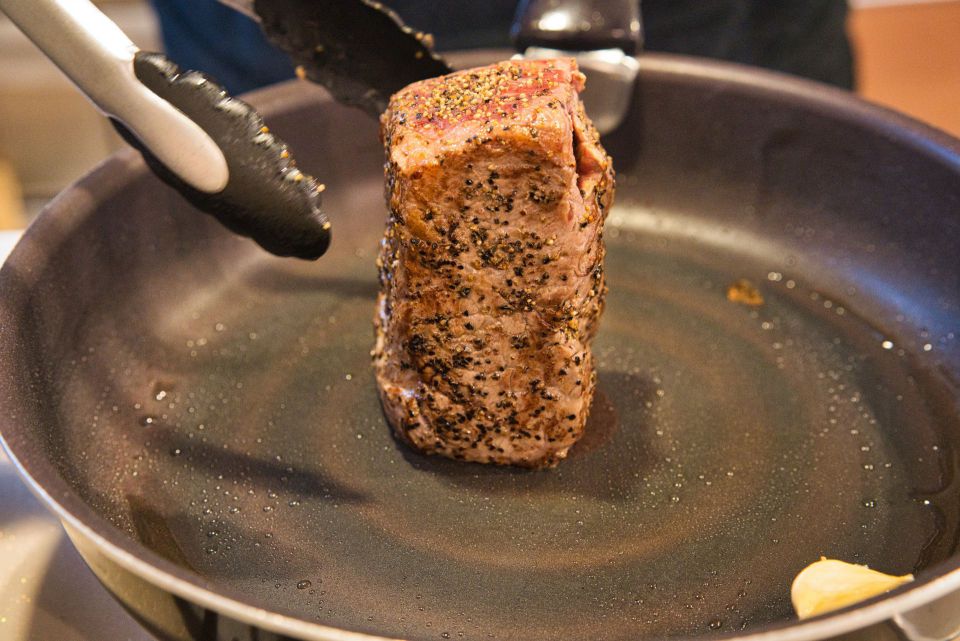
849, 0, 960, 137
0, 1, 161, 218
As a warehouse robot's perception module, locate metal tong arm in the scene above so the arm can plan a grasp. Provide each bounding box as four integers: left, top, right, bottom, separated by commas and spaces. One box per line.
511, 0, 643, 135
0, 0, 229, 194
512, 0, 642, 54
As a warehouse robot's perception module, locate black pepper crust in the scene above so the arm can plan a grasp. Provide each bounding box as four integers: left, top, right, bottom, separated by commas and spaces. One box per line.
373, 59, 614, 468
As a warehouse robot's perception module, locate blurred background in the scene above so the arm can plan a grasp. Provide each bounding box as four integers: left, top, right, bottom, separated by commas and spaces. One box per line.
0, 0, 958, 230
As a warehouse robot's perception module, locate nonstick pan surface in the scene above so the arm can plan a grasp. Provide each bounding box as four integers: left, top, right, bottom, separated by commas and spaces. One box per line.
2, 54, 960, 641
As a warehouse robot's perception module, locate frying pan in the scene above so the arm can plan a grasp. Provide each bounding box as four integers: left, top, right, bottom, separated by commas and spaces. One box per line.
2, 50, 960, 641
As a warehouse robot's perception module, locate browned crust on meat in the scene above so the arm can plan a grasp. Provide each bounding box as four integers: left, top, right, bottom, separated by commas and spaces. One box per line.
373, 59, 614, 468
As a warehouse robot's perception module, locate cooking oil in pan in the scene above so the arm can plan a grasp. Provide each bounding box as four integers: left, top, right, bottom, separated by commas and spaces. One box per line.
41, 234, 960, 640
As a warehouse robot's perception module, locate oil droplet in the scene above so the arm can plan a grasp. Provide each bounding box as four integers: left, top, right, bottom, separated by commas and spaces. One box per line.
441, 633, 451, 639
140, 415, 159, 427
297, 580, 312, 590
170, 448, 181, 457
263, 505, 274, 513
709, 619, 723, 630
214, 322, 225, 332
863, 499, 877, 508
881, 340, 894, 350
923, 343, 933, 352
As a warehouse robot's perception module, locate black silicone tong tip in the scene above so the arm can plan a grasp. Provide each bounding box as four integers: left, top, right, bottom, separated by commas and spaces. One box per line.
115, 52, 331, 260
253, 0, 452, 117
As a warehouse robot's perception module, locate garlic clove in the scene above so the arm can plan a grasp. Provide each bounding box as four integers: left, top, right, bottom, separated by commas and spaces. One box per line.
791, 558, 914, 619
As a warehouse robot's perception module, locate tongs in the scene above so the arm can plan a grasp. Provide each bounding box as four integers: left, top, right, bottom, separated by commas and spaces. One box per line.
0, 0, 332, 259
1, 0, 640, 260
224, 0, 642, 134
512, 0, 642, 135
220, 0, 451, 118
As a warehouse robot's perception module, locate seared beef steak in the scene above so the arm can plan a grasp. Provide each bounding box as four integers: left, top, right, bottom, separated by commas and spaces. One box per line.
374, 59, 614, 468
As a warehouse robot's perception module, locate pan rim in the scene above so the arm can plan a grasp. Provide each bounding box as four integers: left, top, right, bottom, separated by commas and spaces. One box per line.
1, 51, 959, 641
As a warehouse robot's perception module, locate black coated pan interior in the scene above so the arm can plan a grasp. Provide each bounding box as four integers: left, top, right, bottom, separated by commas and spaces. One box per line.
1, 54, 960, 640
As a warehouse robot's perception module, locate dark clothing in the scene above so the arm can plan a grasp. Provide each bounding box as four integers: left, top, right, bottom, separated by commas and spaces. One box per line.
151, 0, 854, 95
150, 0, 296, 94
642, 0, 854, 89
